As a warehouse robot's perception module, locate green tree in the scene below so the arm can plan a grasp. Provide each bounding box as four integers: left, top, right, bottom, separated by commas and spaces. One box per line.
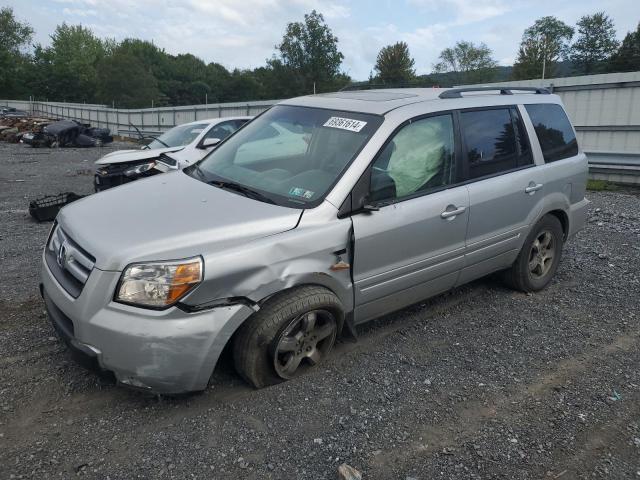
115, 39, 172, 104
205, 62, 232, 102
512, 16, 574, 80
0, 7, 33, 97
433, 41, 498, 84
609, 23, 640, 73
39, 23, 108, 102
571, 12, 618, 74
274, 10, 345, 95
374, 41, 415, 84
166, 54, 210, 105
96, 51, 160, 108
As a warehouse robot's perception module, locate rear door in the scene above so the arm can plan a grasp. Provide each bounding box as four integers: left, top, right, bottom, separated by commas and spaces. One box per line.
458, 106, 544, 285
523, 103, 586, 210
351, 113, 469, 323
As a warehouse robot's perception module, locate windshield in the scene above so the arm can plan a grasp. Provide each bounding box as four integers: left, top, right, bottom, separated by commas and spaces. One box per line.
187, 105, 382, 207
148, 123, 207, 149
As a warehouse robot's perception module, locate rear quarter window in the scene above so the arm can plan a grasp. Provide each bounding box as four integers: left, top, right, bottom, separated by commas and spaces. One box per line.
525, 104, 578, 162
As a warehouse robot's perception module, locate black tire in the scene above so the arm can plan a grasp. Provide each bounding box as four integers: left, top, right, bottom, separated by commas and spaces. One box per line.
233, 286, 344, 389
504, 214, 564, 292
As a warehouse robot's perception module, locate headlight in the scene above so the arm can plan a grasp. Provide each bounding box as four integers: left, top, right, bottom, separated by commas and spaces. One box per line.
123, 161, 156, 177
115, 257, 203, 309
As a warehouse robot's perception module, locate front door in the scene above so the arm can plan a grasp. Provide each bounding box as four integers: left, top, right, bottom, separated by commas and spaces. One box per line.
351, 113, 469, 323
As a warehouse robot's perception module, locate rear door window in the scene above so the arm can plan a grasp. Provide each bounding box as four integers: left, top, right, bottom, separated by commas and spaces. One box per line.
460, 108, 520, 179
524, 104, 578, 162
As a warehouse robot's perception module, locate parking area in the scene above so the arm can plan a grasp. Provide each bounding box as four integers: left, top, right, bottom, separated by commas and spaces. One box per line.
0, 141, 639, 479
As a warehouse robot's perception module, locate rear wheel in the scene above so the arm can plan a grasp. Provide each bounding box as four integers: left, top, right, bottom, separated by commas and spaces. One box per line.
504, 215, 564, 292
233, 286, 342, 388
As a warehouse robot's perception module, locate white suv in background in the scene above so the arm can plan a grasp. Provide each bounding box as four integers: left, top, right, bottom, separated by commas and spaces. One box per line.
94, 116, 251, 191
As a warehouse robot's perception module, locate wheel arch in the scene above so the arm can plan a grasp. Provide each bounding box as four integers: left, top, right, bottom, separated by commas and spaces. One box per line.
546, 209, 569, 240
535, 191, 571, 242
240, 283, 348, 342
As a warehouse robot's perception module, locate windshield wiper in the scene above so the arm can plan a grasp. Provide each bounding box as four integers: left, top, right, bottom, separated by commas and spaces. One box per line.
149, 136, 170, 148
191, 163, 208, 181
210, 180, 276, 204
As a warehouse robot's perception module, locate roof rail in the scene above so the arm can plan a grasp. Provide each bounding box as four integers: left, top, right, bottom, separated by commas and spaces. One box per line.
439, 86, 551, 99
339, 81, 441, 92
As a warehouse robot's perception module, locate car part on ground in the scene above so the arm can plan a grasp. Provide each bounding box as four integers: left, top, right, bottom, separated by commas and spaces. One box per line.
29, 192, 86, 222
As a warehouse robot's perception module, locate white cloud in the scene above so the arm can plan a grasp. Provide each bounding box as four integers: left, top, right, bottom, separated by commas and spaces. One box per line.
408, 0, 511, 25
62, 7, 97, 17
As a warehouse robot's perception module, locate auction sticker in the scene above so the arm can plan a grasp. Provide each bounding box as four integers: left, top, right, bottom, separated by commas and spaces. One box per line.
289, 187, 315, 199
323, 116, 367, 132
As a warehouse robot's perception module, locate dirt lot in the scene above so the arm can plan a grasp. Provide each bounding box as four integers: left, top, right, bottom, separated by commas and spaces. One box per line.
0, 141, 639, 479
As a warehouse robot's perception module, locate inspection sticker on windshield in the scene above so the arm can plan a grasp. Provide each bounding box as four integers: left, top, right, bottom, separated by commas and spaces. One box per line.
289, 187, 315, 199
323, 116, 367, 132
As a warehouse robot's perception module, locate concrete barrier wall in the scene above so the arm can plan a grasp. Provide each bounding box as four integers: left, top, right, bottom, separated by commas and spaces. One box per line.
1, 98, 278, 138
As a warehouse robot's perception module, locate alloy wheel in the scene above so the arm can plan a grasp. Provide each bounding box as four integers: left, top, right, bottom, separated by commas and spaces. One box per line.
273, 309, 337, 379
528, 230, 555, 279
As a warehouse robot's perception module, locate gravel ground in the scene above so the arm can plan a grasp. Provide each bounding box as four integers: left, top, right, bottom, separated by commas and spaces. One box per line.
1, 141, 639, 479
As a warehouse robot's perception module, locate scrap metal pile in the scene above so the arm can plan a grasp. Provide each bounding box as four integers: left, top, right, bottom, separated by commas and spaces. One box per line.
0, 116, 113, 147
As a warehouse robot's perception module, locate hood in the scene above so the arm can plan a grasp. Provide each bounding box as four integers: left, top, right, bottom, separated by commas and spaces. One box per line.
57, 171, 302, 271
95, 146, 184, 165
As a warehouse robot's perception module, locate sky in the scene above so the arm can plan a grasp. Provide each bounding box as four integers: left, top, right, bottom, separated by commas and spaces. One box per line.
5, 0, 640, 80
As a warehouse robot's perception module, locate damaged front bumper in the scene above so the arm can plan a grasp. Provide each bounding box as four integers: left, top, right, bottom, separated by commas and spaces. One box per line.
40, 258, 255, 394
94, 162, 159, 192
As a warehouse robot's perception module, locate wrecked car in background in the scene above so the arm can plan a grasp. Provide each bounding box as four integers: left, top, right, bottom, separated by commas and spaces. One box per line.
93, 116, 251, 191
23, 119, 113, 148
0, 106, 28, 118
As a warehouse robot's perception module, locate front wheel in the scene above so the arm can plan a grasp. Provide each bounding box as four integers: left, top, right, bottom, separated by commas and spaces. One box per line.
504, 214, 564, 292
233, 286, 343, 388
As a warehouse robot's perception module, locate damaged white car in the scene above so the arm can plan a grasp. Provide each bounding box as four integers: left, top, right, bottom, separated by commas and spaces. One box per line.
94, 116, 251, 191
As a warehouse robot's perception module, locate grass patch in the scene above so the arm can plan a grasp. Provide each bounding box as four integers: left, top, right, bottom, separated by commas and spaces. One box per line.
587, 179, 620, 191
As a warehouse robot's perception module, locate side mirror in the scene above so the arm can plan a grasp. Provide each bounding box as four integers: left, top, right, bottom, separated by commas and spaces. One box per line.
362, 196, 380, 212
200, 137, 221, 149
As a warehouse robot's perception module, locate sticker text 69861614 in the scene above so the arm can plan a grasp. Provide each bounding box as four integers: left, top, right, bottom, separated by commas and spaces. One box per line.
323, 117, 367, 133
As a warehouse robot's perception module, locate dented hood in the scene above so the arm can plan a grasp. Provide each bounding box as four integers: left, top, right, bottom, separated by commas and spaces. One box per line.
57, 171, 302, 271
95, 146, 183, 165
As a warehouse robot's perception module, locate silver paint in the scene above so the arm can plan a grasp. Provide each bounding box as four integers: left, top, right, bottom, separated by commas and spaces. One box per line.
41, 89, 589, 393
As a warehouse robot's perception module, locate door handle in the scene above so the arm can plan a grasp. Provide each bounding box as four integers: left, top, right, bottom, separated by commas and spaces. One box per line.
441, 206, 466, 219
525, 183, 543, 194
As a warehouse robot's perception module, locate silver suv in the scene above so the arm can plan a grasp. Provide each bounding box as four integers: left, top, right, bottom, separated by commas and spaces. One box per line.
41, 87, 589, 393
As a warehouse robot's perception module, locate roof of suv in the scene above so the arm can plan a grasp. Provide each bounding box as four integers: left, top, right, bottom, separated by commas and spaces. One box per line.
280, 88, 558, 116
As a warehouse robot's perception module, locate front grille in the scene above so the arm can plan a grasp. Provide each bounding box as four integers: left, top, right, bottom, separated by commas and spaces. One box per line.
46, 224, 95, 298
